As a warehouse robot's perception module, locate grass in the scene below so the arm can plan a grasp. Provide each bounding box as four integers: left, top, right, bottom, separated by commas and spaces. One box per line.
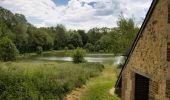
0, 62, 104, 100
80, 64, 120, 100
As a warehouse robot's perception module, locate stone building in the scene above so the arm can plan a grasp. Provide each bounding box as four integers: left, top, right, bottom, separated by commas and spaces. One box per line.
115, 0, 170, 100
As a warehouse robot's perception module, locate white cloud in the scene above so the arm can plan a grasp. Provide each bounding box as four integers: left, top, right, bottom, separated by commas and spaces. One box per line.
0, 0, 152, 31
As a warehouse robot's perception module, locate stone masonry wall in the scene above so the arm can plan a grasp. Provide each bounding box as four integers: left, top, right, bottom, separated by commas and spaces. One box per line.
122, 0, 170, 100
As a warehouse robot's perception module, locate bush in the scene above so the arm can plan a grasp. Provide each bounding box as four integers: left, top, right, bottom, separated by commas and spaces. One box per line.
36, 46, 43, 54
72, 48, 86, 63
0, 37, 19, 61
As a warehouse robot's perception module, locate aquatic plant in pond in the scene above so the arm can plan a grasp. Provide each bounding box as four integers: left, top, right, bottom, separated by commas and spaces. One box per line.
72, 48, 86, 63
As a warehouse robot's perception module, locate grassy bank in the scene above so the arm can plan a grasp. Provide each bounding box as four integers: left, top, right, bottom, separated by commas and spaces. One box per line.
0, 62, 104, 100
80, 65, 120, 100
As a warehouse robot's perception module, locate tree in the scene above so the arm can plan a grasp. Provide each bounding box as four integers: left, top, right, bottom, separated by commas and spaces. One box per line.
117, 16, 139, 55
70, 33, 83, 48
54, 25, 67, 50
77, 30, 88, 46
12, 14, 28, 53
87, 28, 102, 44
0, 37, 19, 61
96, 35, 112, 52
84, 43, 95, 52
27, 26, 53, 52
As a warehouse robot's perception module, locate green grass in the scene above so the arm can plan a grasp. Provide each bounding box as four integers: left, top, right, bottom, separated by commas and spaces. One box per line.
0, 62, 104, 100
80, 65, 120, 100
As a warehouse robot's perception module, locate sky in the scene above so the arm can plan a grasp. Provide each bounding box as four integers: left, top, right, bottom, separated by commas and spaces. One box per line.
0, 0, 152, 31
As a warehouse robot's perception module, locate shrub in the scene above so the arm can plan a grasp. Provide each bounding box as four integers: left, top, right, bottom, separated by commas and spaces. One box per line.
36, 46, 43, 54
72, 48, 86, 63
0, 37, 19, 61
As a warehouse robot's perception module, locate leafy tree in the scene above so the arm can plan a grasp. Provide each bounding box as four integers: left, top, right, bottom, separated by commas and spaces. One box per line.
77, 30, 88, 46
0, 37, 19, 61
96, 35, 112, 52
70, 33, 83, 48
87, 28, 102, 44
112, 16, 139, 55
0, 7, 139, 56
12, 14, 28, 53
85, 43, 95, 52
54, 25, 67, 50
27, 26, 53, 52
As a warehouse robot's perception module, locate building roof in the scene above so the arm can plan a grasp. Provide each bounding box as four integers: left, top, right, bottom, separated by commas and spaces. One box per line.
115, 0, 158, 88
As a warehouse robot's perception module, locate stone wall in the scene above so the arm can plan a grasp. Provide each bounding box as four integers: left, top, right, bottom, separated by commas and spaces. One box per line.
122, 0, 170, 100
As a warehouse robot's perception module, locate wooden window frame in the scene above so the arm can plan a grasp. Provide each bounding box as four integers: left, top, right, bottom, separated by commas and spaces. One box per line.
167, 42, 170, 61
166, 80, 170, 98
168, 0, 170, 23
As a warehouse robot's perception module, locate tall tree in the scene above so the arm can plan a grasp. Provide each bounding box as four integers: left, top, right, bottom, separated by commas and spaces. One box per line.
54, 25, 67, 50
77, 30, 88, 46
70, 33, 83, 48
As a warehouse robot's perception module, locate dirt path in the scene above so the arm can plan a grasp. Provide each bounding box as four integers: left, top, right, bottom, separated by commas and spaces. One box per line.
66, 85, 86, 100
66, 65, 120, 100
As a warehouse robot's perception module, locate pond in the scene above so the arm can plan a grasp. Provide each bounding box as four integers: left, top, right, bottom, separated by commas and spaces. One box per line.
30, 51, 125, 65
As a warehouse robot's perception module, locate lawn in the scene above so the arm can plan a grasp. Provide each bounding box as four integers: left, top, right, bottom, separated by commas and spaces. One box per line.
80, 64, 120, 100
0, 62, 104, 100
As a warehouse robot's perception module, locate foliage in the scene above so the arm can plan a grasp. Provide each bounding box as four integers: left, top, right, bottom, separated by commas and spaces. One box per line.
72, 48, 86, 63
96, 35, 112, 52
85, 43, 95, 52
110, 16, 139, 55
0, 37, 19, 61
0, 62, 104, 99
0, 7, 139, 56
78, 30, 88, 46
53, 25, 67, 50
27, 26, 53, 52
87, 28, 103, 45
70, 33, 83, 48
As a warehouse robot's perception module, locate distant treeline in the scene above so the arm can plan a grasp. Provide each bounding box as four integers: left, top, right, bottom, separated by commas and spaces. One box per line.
0, 7, 139, 55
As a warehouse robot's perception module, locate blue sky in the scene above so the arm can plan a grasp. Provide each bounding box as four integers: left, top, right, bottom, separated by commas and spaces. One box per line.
0, 0, 152, 31
53, 0, 69, 5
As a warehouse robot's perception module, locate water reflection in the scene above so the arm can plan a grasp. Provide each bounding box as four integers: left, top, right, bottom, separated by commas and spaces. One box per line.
37, 54, 125, 65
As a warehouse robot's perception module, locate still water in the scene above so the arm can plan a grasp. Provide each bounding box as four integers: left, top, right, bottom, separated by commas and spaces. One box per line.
34, 52, 125, 65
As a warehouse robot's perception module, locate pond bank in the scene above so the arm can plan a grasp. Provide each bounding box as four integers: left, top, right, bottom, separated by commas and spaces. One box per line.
18, 50, 124, 65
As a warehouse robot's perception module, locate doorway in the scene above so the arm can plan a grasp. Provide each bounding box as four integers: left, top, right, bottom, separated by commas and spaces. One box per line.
134, 73, 149, 100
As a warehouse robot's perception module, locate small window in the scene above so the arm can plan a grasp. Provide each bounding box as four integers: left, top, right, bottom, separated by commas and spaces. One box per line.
167, 42, 170, 61
149, 80, 158, 100
166, 80, 170, 98
168, 0, 170, 23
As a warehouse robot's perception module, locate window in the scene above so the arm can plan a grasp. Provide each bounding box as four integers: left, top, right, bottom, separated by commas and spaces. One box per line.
166, 80, 170, 98
168, 0, 170, 23
167, 42, 170, 61
149, 80, 158, 100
